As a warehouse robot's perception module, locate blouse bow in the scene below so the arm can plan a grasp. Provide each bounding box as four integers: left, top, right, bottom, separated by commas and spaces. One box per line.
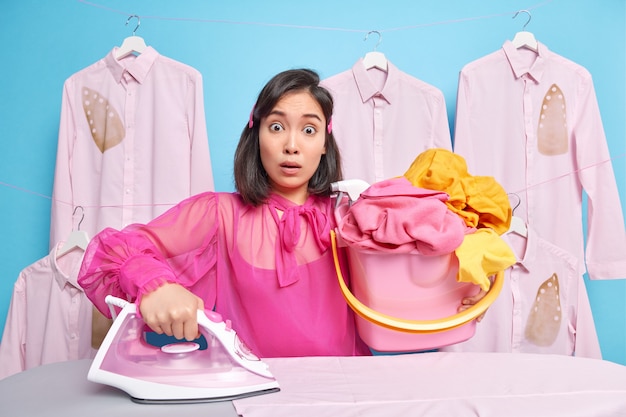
270, 195, 332, 287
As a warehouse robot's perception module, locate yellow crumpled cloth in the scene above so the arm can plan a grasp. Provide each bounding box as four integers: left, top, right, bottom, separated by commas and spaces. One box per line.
455, 228, 516, 291
404, 148, 516, 289
404, 148, 511, 235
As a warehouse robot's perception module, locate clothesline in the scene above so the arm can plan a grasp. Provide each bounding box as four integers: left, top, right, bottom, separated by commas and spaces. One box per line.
77, 0, 555, 34
3, 0, 622, 209
1, 152, 624, 208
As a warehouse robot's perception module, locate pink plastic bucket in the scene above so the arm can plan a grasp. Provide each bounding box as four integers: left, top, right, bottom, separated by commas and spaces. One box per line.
332, 201, 501, 352
344, 243, 480, 352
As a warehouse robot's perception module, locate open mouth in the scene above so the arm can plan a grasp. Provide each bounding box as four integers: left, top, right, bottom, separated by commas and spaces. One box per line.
280, 161, 301, 174
280, 162, 301, 169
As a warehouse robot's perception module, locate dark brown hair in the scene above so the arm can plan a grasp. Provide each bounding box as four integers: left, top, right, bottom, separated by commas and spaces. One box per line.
234, 69, 342, 206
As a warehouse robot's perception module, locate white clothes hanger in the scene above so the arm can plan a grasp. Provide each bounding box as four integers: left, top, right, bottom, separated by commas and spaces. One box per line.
57, 206, 90, 257
511, 10, 538, 52
508, 215, 528, 238
506, 193, 528, 238
362, 30, 388, 72
115, 15, 147, 60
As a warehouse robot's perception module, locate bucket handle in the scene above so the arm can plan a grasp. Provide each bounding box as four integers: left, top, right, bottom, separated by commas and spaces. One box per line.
330, 229, 503, 334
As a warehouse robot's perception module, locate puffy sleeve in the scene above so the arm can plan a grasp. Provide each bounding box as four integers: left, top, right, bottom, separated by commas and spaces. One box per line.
78, 192, 220, 317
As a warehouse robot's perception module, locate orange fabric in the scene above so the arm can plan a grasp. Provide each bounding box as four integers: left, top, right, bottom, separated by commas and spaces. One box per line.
403, 148, 512, 235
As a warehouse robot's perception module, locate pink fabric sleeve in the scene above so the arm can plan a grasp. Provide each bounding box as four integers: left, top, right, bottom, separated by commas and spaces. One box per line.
49, 80, 76, 250
572, 276, 602, 358
188, 70, 215, 194
575, 77, 626, 279
78, 193, 219, 318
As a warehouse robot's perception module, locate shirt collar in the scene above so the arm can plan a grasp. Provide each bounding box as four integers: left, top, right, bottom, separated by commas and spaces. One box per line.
501, 40, 547, 83
504, 226, 538, 272
105, 46, 159, 84
51, 244, 84, 290
351, 58, 397, 104
505, 226, 583, 276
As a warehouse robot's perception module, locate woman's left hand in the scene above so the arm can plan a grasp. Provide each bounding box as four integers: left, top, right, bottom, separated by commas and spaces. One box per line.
458, 275, 495, 322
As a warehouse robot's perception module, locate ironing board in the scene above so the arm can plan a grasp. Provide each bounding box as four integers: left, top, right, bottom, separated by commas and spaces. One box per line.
0, 359, 238, 417
2, 353, 626, 416
234, 352, 626, 417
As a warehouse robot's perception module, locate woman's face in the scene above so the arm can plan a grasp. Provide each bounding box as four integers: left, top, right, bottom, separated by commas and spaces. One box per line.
259, 91, 326, 205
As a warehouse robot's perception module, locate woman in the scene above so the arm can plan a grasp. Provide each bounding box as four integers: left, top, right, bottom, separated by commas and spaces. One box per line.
78, 69, 371, 357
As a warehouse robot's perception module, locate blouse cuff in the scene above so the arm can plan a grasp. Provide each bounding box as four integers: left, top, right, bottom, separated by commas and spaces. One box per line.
119, 254, 177, 305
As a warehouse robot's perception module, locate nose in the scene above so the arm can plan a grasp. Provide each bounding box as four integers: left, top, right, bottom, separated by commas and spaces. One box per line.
284, 130, 299, 154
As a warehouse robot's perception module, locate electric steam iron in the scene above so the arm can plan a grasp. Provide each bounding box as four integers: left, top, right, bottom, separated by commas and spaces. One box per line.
87, 296, 280, 404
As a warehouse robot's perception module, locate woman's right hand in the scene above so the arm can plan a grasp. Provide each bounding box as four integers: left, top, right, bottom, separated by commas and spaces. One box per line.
139, 282, 204, 341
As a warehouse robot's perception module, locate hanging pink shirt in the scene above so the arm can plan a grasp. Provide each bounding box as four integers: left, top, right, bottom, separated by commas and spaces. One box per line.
77, 192, 371, 358
0, 245, 95, 380
321, 60, 451, 184
441, 228, 601, 359
50, 46, 214, 250
453, 41, 626, 279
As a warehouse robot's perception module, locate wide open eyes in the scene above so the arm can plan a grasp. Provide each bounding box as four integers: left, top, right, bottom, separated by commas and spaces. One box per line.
303, 125, 317, 135
269, 122, 284, 132
267, 122, 318, 136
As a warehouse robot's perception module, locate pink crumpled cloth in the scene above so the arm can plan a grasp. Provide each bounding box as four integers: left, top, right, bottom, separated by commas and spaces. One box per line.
337, 177, 466, 255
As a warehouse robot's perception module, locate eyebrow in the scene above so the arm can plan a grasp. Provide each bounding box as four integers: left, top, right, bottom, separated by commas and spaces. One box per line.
268, 109, 323, 123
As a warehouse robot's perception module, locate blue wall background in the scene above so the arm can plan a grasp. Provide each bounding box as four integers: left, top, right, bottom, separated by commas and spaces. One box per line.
1, 0, 625, 363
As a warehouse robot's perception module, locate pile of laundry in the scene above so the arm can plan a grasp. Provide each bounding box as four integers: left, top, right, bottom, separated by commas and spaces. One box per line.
337, 148, 516, 291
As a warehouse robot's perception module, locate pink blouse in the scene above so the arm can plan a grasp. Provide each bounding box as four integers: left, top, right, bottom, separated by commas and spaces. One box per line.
78, 192, 371, 358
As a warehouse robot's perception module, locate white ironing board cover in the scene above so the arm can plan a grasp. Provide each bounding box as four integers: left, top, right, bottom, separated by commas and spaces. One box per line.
233, 352, 626, 417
